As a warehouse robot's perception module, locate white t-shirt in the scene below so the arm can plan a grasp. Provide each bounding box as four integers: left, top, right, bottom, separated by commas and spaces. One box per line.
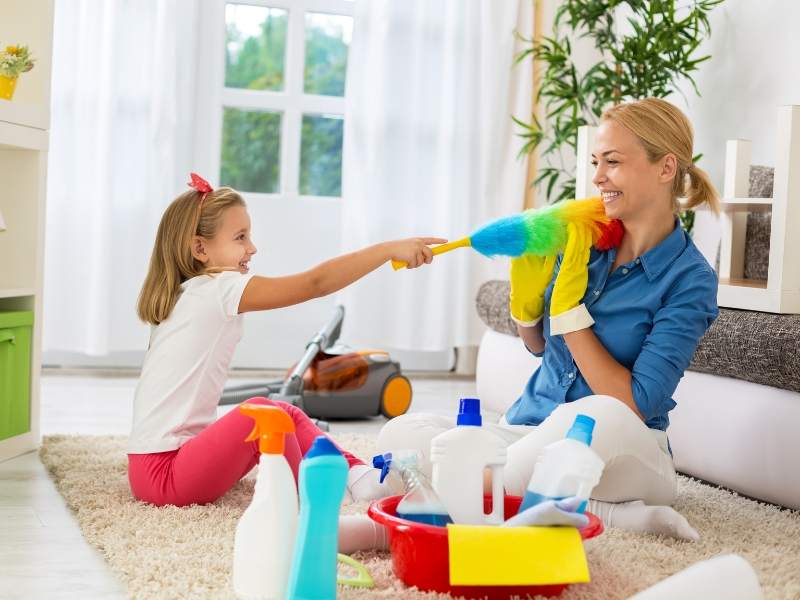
127, 271, 254, 454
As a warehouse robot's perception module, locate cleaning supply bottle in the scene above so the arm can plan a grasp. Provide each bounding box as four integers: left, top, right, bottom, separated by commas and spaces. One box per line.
373, 449, 451, 526
519, 414, 605, 514
232, 404, 297, 600
430, 398, 506, 525
286, 435, 348, 600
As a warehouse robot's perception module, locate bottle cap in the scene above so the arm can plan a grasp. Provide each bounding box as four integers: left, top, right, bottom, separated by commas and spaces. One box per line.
305, 435, 343, 459
456, 398, 482, 426
566, 414, 595, 446
240, 404, 295, 454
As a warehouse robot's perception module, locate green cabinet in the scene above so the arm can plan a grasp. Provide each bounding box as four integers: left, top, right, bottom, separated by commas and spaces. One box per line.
0, 310, 33, 441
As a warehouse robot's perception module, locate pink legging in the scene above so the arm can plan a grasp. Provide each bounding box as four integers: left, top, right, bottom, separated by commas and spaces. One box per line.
128, 397, 363, 507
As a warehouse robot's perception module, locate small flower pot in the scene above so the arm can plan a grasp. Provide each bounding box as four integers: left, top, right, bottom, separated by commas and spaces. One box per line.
0, 75, 19, 100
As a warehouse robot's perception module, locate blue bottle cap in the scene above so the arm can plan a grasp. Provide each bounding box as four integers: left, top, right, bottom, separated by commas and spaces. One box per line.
566, 414, 595, 446
305, 435, 343, 459
372, 452, 393, 483
456, 398, 482, 426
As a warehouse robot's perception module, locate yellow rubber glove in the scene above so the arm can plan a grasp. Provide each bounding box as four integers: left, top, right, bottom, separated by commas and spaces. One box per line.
509, 254, 557, 326
550, 222, 595, 335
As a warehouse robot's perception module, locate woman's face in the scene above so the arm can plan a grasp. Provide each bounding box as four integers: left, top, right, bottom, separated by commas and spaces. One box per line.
591, 119, 676, 222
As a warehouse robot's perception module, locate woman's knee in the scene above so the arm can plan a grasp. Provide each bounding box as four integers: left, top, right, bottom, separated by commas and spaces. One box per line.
376, 413, 453, 457
553, 394, 641, 430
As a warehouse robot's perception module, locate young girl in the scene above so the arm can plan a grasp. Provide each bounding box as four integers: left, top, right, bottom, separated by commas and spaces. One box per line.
128, 174, 443, 548
377, 98, 720, 541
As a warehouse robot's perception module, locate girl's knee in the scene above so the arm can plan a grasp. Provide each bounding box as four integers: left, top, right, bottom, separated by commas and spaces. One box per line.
241, 396, 307, 421
241, 396, 273, 406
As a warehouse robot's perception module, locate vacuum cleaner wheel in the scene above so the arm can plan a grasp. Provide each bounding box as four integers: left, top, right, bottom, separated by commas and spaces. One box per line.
380, 374, 412, 418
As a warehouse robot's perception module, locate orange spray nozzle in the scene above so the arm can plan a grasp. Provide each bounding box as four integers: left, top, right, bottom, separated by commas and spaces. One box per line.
240, 404, 296, 455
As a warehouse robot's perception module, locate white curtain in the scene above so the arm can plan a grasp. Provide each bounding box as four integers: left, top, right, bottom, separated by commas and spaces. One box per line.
44, 0, 200, 356
338, 0, 533, 351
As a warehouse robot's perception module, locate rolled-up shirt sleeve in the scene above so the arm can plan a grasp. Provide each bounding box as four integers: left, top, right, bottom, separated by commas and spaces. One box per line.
630, 266, 719, 423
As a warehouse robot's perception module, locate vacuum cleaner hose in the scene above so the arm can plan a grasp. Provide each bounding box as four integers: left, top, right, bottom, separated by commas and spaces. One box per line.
218, 385, 275, 405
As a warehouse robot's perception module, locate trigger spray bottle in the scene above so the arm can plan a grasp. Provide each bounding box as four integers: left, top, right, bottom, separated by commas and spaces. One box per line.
232, 404, 297, 600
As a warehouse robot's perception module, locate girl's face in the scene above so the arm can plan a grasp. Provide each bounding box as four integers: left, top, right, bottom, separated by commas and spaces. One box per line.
195, 205, 257, 274
591, 119, 677, 222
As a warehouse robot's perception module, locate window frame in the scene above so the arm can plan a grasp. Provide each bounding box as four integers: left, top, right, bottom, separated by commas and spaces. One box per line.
195, 0, 354, 202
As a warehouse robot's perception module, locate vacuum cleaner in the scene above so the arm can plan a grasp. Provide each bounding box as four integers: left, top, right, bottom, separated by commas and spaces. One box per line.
220, 305, 413, 424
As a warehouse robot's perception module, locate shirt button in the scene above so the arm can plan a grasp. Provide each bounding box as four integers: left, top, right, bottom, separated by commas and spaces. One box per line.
622, 268, 629, 274
593, 290, 600, 296
635, 258, 640, 264
568, 372, 575, 379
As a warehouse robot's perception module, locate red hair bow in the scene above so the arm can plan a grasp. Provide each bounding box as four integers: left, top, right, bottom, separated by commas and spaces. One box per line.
188, 172, 213, 195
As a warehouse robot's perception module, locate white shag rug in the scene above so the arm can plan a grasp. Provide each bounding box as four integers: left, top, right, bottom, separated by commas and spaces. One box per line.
40, 434, 800, 600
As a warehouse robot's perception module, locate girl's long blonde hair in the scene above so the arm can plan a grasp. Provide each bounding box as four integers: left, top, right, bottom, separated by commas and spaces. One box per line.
137, 187, 246, 325
601, 98, 720, 215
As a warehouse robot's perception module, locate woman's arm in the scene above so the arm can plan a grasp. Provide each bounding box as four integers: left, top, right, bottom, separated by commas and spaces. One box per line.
562, 328, 643, 420
238, 237, 446, 313
516, 321, 546, 355
562, 265, 719, 424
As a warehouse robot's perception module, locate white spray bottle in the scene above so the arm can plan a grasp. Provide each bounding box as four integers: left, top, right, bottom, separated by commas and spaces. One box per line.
232, 404, 297, 600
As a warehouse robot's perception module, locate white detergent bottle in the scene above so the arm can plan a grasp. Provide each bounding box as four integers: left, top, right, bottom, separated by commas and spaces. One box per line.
519, 414, 605, 514
430, 398, 506, 525
232, 404, 297, 600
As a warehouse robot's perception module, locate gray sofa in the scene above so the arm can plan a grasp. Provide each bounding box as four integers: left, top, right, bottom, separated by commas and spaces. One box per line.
474, 167, 800, 510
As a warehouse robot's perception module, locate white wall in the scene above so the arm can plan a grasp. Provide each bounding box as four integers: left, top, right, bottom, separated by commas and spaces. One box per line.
671, 1, 800, 191
668, 1, 800, 264
540, 1, 800, 264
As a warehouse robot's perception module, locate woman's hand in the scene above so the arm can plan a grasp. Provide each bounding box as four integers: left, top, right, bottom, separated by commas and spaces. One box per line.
550, 222, 595, 335
509, 254, 557, 326
386, 237, 448, 269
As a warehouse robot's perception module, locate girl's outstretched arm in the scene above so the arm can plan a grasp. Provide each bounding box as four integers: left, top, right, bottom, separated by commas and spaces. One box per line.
238, 237, 446, 313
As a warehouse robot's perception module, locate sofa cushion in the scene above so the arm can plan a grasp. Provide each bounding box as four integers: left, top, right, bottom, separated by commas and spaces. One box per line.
476, 279, 518, 337
689, 308, 800, 393
475, 280, 800, 394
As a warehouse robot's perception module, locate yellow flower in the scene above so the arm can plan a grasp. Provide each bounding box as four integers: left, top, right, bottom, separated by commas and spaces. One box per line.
5, 46, 20, 55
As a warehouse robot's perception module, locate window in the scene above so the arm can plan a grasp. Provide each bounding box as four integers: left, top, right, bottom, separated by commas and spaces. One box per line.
219, 1, 353, 198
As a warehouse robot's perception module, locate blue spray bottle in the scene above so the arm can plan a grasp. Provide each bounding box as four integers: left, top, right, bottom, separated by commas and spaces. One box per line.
286, 435, 348, 600
519, 414, 605, 514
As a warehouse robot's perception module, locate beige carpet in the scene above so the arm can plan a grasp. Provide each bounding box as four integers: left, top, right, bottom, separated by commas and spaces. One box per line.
40, 434, 800, 600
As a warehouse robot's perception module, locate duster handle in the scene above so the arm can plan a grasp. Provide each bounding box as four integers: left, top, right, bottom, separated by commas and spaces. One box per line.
391, 237, 472, 270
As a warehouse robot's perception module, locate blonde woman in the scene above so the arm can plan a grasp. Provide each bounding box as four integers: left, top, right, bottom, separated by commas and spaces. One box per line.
378, 98, 720, 541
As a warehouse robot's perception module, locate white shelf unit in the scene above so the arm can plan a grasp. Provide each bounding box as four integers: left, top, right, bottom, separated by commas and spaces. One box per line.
0, 0, 54, 462
717, 106, 800, 313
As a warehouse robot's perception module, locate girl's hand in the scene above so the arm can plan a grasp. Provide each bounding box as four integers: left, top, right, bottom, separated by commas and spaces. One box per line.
387, 237, 448, 269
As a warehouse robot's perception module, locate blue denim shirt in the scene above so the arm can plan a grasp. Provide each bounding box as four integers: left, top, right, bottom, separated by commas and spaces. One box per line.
505, 221, 719, 431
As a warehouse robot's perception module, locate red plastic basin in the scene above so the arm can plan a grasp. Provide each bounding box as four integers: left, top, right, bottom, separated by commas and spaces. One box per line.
367, 494, 603, 600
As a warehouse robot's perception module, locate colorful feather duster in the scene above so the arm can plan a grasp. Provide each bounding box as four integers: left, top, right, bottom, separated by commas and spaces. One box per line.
392, 197, 624, 270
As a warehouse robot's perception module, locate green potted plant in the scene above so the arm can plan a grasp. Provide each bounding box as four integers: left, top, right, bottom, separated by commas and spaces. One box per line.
516, 0, 723, 233
0, 44, 36, 101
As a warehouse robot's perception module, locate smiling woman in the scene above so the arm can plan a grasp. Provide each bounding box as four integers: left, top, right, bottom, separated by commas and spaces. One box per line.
378, 98, 722, 542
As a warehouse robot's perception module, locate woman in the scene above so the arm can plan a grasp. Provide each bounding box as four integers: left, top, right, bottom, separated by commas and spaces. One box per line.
377, 97, 720, 540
